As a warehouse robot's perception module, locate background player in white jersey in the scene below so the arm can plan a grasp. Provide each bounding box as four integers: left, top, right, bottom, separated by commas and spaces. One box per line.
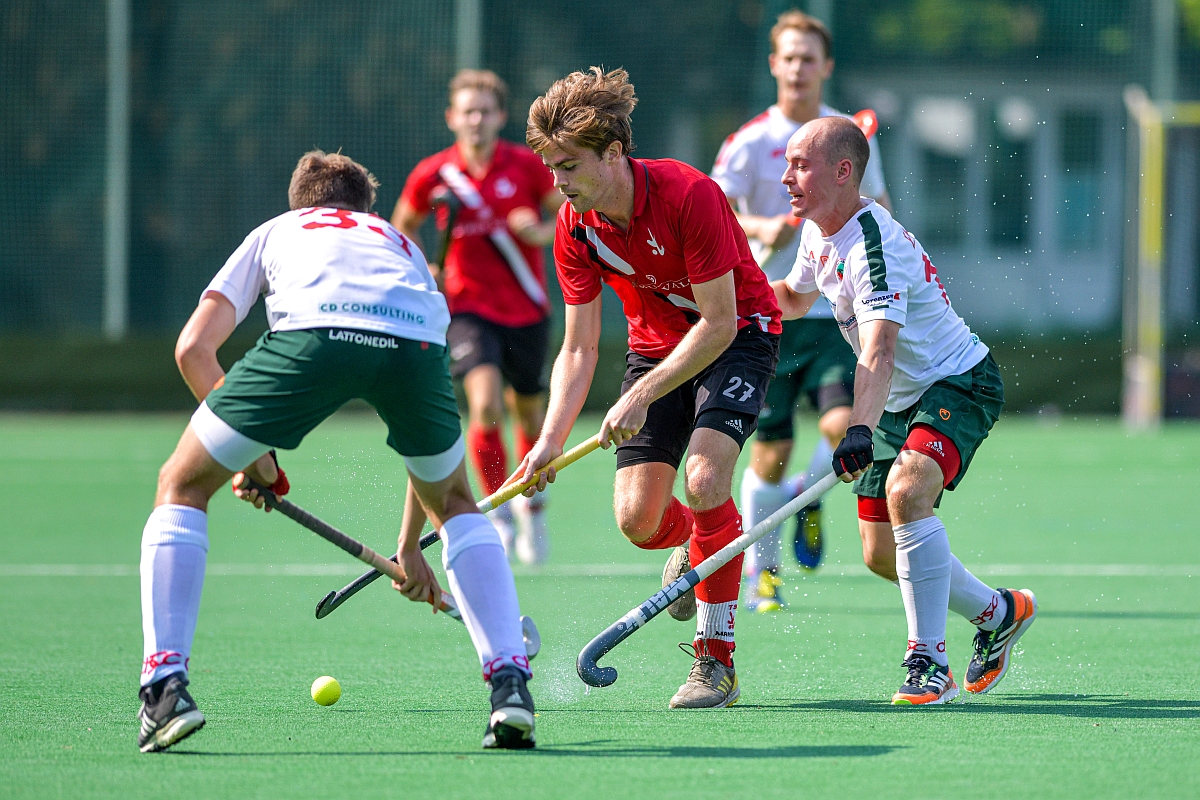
773, 118, 1037, 704
136, 152, 535, 752
711, 10, 891, 611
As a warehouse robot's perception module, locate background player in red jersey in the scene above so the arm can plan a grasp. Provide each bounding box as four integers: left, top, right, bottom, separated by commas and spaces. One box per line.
394, 70, 564, 564
517, 68, 782, 709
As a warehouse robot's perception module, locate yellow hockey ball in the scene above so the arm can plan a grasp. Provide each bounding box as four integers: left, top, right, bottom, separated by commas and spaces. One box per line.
311, 676, 341, 706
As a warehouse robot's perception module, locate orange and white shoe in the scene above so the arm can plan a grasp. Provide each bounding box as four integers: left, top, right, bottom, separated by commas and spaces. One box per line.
965, 588, 1038, 694
891, 656, 958, 705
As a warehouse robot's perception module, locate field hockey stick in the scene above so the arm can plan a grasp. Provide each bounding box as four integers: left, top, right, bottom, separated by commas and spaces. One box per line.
313, 436, 603, 619
236, 474, 543, 658
235, 474, 464, 619
429, 186, 461, 268
576, 470, 841, 687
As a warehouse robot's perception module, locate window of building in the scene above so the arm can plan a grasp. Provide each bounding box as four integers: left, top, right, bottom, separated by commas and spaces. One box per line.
1058, 110, 1102, 249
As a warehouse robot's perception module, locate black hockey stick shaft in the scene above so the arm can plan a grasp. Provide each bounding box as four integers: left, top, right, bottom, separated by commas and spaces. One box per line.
314, 530, 439, 619
430, 187, 461, 268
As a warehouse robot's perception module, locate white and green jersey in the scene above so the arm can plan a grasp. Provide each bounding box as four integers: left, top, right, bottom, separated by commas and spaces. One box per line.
784, 200, 988, 412
711, 104, 888, 319
204, 207, 451, 345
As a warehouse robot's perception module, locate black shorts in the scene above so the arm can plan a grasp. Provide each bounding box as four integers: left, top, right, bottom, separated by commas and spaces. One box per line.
615, 326, 780, 471
446, 313, 550, 396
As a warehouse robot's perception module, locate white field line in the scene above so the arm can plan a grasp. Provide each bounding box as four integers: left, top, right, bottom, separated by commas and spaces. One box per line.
0, 563, 1198, 578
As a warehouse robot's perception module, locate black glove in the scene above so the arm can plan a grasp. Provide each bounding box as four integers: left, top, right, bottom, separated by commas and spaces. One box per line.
832, 425, 874, 478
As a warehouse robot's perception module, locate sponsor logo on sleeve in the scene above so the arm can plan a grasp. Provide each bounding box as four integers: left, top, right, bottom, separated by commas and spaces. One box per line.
862, 290, 901, 309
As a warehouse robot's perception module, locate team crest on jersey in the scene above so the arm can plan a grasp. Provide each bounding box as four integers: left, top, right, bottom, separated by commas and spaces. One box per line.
939, 408, 951, 420
493, 176, 516, 199
835, 259, 845, 279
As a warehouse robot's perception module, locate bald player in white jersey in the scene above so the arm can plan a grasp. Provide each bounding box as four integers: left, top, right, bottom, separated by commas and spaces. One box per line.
774, 117, 1037, 705
135, 151, 536, 753
711, 10, 890, 611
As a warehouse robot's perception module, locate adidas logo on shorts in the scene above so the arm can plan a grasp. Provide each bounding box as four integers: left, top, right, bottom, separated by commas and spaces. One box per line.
927, 441, 944, 457
725, 418, 744, 435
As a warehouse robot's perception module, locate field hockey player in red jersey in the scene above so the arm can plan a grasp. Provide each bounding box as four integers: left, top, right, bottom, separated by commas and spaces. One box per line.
517, 67, 782, 709
394, 69, 564, 565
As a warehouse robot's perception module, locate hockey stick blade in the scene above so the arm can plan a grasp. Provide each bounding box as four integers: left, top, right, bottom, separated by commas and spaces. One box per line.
576, 471, 841, 687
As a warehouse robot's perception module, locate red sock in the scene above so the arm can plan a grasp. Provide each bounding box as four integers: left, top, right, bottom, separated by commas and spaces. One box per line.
690, 499, 743, 667
514, 428, 536, 462
467, 424, 508, 496
632, 497, 694, 550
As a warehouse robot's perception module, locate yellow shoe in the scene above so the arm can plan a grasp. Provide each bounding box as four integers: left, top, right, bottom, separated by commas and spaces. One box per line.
746, 569, 784, 613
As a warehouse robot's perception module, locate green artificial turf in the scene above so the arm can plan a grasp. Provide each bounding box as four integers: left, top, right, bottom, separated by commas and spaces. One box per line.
1, 412, 1198, 798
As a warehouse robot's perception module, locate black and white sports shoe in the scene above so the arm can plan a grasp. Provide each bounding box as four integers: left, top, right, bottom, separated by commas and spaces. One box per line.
965, 588, 1038, 694
482, 666, 535, 750
137, 674, 205, 752
891, 655, 958, 706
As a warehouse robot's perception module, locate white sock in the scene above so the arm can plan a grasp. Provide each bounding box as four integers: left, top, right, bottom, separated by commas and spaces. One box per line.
439, 513, 530, 680
740, 467, 790, 575
805, 437, 834, 487
949, 556, 1007, 631
695, 600, 737, 645
140, 504, 208, 687
893, 516, 952, 666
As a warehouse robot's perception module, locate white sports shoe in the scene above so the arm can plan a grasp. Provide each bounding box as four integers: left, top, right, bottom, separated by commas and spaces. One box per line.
513, 495, 548, 565
488, 505, 516, 560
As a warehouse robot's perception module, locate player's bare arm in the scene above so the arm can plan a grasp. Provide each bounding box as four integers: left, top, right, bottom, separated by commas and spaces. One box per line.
600, 271, 739, 447
834, 318, 898, 482
174, 291, 280, 506
729, 203, 799, 249
175, 292, 237, 400
516, 296, 602, 488
390, 199, 430, 256
506, 190, 565, 247
769, 277, 819, 319
392, 478, 442, 604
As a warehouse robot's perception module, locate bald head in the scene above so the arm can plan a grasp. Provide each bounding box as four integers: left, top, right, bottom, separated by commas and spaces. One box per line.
798, 116, 870, 187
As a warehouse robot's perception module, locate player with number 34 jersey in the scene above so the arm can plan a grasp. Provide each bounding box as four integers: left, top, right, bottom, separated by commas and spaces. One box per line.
135, 151, 537, 754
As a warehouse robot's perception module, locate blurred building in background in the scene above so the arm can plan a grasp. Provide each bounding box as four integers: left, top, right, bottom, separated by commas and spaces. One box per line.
2, 0, 1198, 412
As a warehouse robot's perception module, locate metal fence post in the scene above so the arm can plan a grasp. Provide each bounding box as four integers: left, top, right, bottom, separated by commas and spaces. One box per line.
103, 0, 130, 340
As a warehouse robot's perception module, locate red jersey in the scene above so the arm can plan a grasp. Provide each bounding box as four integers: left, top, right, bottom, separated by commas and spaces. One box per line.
401, 140, 555, 328
555, 158, 782, 358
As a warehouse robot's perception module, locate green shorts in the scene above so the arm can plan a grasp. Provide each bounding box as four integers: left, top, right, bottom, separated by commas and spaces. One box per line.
204, 328, 462, 459
756, 317, 857, 442
854, 352, 1004, 499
